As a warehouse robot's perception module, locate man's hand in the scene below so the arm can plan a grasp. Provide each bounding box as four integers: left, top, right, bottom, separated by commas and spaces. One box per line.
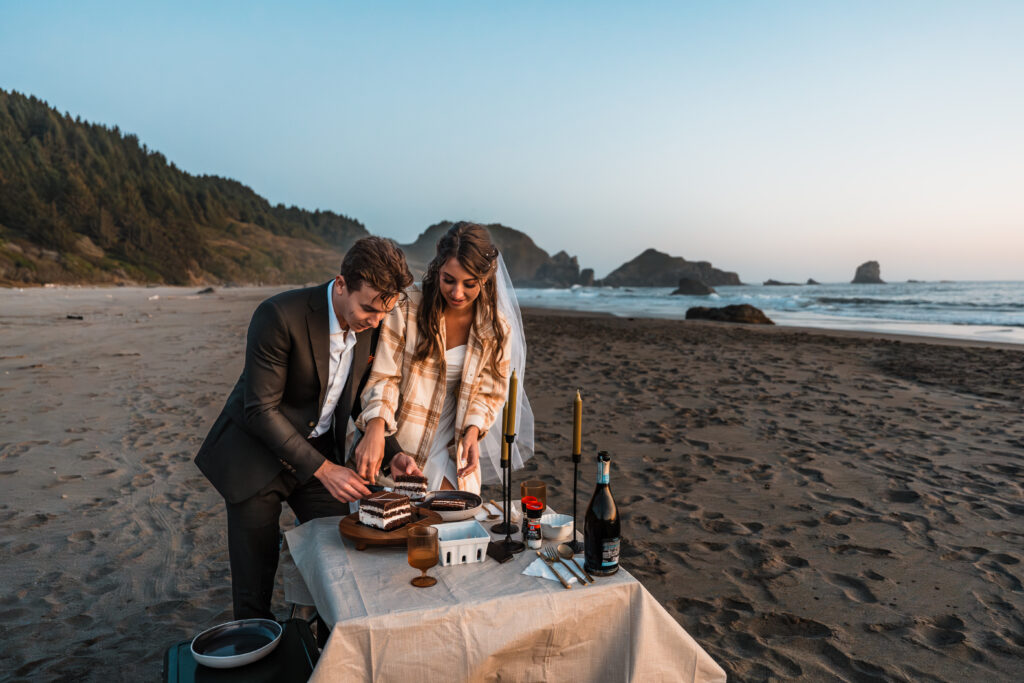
353, 417, 387, 482
458, 426, 481, 479
389, 452, 423, 478
314, 460, 371, 503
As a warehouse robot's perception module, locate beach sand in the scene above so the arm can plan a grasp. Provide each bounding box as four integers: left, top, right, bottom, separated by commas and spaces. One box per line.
2, 286, 1022, 681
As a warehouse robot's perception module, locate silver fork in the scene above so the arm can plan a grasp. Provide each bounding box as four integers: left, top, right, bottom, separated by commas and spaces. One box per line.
544, 545, 588, 584
536, 550, 572, 589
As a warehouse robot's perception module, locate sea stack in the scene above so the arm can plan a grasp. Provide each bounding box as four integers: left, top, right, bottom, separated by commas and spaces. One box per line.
671, 278, 715, 295
852, 261, 884, 284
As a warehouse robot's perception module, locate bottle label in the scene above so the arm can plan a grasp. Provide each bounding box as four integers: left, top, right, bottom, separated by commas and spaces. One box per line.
601, 538, 620, 567
597, 459, 610, 485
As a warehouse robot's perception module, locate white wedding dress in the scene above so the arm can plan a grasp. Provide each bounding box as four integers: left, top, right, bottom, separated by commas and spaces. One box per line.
422, 345, 480, 493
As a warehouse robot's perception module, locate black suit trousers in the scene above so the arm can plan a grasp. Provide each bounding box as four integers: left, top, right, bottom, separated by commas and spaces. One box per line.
226, 452, 348, 620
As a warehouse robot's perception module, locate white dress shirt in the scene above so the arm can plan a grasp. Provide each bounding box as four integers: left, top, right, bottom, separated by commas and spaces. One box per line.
310, 280, 358, 438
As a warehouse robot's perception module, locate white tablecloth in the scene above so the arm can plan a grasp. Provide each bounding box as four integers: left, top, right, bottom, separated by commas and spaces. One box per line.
285, 512, 726, 683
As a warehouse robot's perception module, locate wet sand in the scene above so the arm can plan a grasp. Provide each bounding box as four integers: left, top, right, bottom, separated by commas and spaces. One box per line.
2, 286, 1022, 681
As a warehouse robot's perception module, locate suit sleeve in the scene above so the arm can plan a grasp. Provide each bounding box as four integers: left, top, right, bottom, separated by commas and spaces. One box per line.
242, 299, 325, 482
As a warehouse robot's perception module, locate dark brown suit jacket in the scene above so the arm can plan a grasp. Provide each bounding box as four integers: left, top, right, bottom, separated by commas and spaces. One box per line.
195, 282, 399, 504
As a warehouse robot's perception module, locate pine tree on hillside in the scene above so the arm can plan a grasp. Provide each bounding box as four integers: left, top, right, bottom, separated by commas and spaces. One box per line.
0, 88, 368, 284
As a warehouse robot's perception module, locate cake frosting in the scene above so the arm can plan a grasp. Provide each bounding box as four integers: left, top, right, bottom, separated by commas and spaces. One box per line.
394, 473, 428, 502
359, 491, 413, 531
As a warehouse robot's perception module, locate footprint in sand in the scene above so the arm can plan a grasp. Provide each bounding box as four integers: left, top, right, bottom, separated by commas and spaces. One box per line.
977, 562, 1023, 591
68, 530, 96, 545
910, 614, 967, 647
1, 440, 50, 459
85, 565, 116, 583
886, 489, 921, 503
824, 573, 878, 603
828, 544, 893, 558
131, 473, 155, 488
745, 612, 833, 639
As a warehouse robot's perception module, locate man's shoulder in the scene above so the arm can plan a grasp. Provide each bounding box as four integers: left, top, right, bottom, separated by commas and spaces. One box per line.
259, 282, 327, 312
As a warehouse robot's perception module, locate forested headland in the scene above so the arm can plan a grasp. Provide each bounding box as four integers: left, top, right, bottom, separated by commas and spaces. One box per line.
0, 89, 368, 285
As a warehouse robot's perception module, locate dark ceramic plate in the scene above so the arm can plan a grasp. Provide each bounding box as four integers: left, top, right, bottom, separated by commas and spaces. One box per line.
415, 490, 483, 521
190, 618, 283, 669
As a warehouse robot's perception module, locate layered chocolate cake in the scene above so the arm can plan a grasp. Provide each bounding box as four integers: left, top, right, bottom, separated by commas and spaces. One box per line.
394, 473, 428, 502
430, 498, 467, 512
358, 491, 413, 531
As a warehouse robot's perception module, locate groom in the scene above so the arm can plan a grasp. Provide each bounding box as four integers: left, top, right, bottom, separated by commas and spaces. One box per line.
195, 236, 421, 620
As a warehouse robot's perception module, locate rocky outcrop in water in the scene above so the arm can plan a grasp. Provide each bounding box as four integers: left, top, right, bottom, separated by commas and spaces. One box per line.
764, 279, 800, 286
686, 304, 774, 325
852, 261, 884, 284
600, 249, 742, 287
400, 222, 591, 288
672, 278, 716, 295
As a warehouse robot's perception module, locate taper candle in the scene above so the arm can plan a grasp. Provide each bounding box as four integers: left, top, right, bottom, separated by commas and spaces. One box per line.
506, 370, 518, 436
573, 389, 582, 456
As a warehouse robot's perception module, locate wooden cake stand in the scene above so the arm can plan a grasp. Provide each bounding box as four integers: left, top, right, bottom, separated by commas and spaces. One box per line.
338, 507, 443, 551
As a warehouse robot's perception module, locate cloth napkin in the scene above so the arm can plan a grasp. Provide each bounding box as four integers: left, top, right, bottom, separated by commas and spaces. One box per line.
475, 501, 520, 523
523, 555, 581, 585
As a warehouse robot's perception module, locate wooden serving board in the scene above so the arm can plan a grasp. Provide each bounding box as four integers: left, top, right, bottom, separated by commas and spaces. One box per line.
338, 507, 443, 551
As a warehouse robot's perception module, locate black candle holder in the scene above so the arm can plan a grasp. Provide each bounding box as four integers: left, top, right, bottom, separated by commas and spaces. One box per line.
568, 450, 583, 553
489, 434, 524, 554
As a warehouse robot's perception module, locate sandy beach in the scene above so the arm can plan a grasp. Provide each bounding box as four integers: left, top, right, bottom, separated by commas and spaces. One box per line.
2, 286, 1023, 681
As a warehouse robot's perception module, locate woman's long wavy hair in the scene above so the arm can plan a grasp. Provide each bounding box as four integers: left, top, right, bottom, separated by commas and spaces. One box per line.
416, 222, 505, 373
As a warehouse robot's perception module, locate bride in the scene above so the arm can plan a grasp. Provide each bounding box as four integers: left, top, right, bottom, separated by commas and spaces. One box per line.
354, 222, 533, 492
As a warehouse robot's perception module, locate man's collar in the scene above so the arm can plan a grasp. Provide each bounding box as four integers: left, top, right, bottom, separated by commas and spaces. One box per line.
327, 280, 351, 337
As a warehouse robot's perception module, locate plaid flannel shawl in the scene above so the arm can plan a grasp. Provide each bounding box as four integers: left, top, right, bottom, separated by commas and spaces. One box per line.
357, 286, 511, 471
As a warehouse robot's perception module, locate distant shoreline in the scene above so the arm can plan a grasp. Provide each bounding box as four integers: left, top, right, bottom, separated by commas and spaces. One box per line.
3, 283, 1022, 351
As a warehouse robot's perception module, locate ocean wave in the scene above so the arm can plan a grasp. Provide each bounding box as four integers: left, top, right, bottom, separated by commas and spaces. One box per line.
815, 297, 1024, 309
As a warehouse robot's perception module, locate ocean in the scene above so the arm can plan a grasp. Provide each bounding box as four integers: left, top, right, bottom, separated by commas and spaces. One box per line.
516, 281, 1024, 345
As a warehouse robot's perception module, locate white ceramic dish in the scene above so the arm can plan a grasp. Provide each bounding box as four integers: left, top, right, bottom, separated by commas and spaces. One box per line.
541, 513, 574, 541
416, 491, 482, 522
190, 618, 283, 669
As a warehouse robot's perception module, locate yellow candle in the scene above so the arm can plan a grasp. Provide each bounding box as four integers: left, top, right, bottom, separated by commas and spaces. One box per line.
506, 370, 518, 436
500, 403, 509, 463
573, 390, 582, 456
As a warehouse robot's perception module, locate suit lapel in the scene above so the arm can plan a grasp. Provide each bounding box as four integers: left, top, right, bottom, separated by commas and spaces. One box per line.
307, 283, 331, 409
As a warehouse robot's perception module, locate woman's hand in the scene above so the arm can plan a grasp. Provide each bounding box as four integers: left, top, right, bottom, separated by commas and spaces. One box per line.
458, 426, 481, 479
353, 418, 387, 482
389, 452, 423, 478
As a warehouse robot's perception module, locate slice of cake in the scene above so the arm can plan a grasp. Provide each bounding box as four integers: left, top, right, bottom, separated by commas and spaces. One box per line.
358, 491, 413, 531
431, 498, 467, 512
394, 473, 428, 502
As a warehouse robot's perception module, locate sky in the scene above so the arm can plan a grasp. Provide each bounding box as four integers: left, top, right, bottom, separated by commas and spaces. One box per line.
2, 1, 1023, 282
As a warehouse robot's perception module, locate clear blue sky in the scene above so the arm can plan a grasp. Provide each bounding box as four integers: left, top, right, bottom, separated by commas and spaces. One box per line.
2, 1, 1022, 281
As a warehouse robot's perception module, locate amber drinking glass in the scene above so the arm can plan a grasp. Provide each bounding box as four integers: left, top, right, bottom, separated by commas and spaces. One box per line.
407, 526, 439, 587
520, 480, 547, 510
